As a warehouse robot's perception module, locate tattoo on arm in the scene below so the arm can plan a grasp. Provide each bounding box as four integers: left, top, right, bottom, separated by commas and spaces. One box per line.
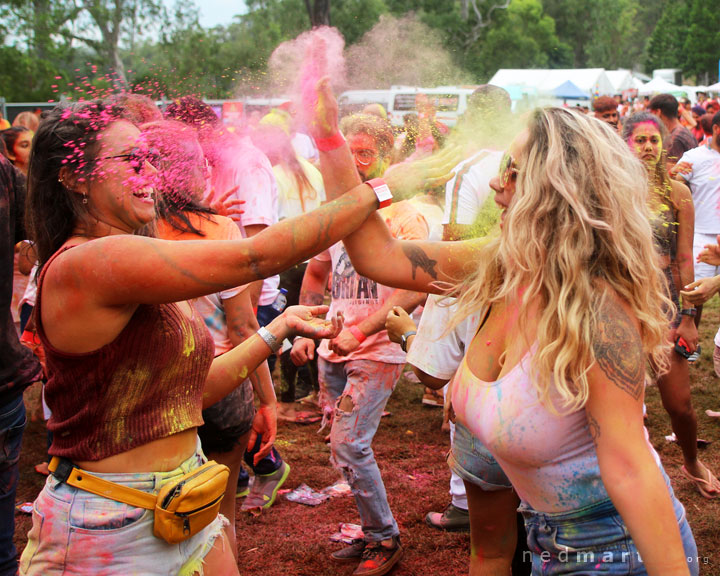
588, 414, 601, 444
401, 244, 438, 280
300, 291, 325, 306
592, 297, 645, 401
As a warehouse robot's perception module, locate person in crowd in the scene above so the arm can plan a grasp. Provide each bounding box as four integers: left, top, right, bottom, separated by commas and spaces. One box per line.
424, 84, 514, 530
18, 98, 422, 574
648, 94, 698, 166
592, 95, 620, 131
0, 112, 9, 131
385, 300, 531, 575
1, 153, 44, 576
250, 123, 326, 422
690, 106, 706, 142
12, 111, 40, 133
696, 113, 714, 147
165, 96, 293, 514
291, 112, 428, 576
0, 126, 33, 175
145, 118, 284, 555
670, 111, 720, 330
311, 78, 699, 574
623, 112, 719, 499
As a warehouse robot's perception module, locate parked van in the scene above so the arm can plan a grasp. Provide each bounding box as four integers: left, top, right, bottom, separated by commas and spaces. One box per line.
338, 86, 479, 128
386, 86, 478, 128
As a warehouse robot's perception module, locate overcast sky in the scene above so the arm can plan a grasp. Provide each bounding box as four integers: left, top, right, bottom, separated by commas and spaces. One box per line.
166, 0, 246, 28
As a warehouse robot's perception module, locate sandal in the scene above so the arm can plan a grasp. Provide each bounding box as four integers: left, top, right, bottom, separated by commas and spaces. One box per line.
680, 465, 720, 499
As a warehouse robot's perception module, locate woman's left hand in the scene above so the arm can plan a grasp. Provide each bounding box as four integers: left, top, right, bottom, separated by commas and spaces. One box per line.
247, 403, 277, 465
282, 306, 343, 340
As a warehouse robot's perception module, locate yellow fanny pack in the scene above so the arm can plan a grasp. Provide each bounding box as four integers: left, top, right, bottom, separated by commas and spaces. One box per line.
48, 456, 229, 544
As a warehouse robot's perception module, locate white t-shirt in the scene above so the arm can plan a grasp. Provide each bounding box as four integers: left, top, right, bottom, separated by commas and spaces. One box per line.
210, 132, 280, 306
292, 132, 319, 164
443, 150, 503, 226
273, 157, 325, 221
678, 146, 720, 234
317, 202, 429, 365
407, 295, 482, 380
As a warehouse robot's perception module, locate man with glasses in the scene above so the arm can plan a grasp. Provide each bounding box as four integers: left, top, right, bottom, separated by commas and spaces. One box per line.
291, 114, 428, 576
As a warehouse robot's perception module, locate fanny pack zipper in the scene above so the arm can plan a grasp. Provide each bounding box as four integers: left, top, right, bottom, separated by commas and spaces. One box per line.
160, 465, 218, 508
178, 493, 225, 535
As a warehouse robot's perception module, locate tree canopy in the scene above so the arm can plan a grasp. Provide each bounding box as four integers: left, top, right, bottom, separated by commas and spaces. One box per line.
0, 0, 715, 102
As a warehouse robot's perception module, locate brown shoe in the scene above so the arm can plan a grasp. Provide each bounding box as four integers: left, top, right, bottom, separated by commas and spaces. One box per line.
353, 536, 403, 576
331, 539, 367, 564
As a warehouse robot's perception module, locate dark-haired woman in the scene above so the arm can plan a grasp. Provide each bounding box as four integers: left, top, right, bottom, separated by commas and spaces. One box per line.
18, 100, 416, 574
623, 112, 720, 499
0, 126, 33, 175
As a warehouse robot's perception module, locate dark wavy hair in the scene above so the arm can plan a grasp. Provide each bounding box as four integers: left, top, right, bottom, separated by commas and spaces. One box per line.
26, 100, 125, 271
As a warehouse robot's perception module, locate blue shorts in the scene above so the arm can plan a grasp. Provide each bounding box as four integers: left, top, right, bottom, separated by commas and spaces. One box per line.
519, 468, 699, 575
447, 420, 513, 492
20, 441, 228, 575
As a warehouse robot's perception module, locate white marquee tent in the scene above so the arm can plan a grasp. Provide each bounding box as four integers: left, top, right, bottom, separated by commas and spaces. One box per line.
489, 69, 615, 98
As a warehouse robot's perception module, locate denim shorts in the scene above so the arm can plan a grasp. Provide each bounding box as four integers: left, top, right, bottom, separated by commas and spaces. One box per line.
519, 468, 699, 575
447, 420, 513, 492
20, 441, 228, 576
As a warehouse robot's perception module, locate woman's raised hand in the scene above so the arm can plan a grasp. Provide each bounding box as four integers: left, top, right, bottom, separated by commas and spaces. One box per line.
384, 144, 462, 200
282, 306, 343, 340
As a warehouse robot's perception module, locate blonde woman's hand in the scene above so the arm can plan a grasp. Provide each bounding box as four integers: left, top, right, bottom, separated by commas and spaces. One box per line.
384, 144, 461, 200
385, 306, 416, 344
310, 76, 339, 140
680, 276, 720, 305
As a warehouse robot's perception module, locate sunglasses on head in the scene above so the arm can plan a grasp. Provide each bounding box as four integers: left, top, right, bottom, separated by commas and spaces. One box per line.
498, 151, 519, 188
99, 147, 160, 174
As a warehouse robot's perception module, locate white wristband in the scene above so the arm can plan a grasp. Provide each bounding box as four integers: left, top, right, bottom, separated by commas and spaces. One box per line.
258, 326, 282, 353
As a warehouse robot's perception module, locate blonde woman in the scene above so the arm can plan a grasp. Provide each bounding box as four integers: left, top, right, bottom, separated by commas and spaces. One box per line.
312, 80, 697, 575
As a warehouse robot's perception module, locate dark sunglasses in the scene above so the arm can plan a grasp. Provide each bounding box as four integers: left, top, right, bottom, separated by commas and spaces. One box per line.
498, 151, 519, 188
98, 147, 160, 174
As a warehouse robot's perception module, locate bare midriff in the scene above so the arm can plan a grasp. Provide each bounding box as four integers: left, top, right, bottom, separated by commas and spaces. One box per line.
75, 428, 198, 473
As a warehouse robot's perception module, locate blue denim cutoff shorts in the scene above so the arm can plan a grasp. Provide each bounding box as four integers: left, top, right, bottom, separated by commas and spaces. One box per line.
20, 440, 228, 576
447, 420, 513, 492
519, 468, 699, 575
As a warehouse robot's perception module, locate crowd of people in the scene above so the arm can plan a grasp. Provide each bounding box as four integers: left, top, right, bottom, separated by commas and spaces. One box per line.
1, 79, 719, 576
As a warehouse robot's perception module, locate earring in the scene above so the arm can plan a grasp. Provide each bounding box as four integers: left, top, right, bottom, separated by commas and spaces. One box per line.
58, 177, 64, 184
82, 193, 88, 205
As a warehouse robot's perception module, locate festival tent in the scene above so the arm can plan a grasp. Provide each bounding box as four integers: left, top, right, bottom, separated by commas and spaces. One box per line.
705, 81, 720, 93
637, 77, 686, 96
489, 69, 615, 98
606, 70, 635, 94
553, 80, 588, 100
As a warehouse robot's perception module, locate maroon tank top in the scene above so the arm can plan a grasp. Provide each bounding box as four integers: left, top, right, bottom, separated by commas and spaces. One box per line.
35, 245, 214, 461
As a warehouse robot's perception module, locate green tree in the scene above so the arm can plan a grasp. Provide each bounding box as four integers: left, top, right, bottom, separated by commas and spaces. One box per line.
466, 0, 570, 79
645, 0, 689, 73
683, 0, 720, 84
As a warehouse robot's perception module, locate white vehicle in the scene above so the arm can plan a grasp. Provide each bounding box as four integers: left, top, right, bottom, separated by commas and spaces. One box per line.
338, 86, 479, 127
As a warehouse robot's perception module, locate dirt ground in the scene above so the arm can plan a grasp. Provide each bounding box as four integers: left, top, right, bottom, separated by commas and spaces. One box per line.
12, 303, 720, 575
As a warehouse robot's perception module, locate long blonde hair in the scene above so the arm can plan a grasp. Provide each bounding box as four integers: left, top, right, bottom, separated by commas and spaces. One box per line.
454, 107, 671, 413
